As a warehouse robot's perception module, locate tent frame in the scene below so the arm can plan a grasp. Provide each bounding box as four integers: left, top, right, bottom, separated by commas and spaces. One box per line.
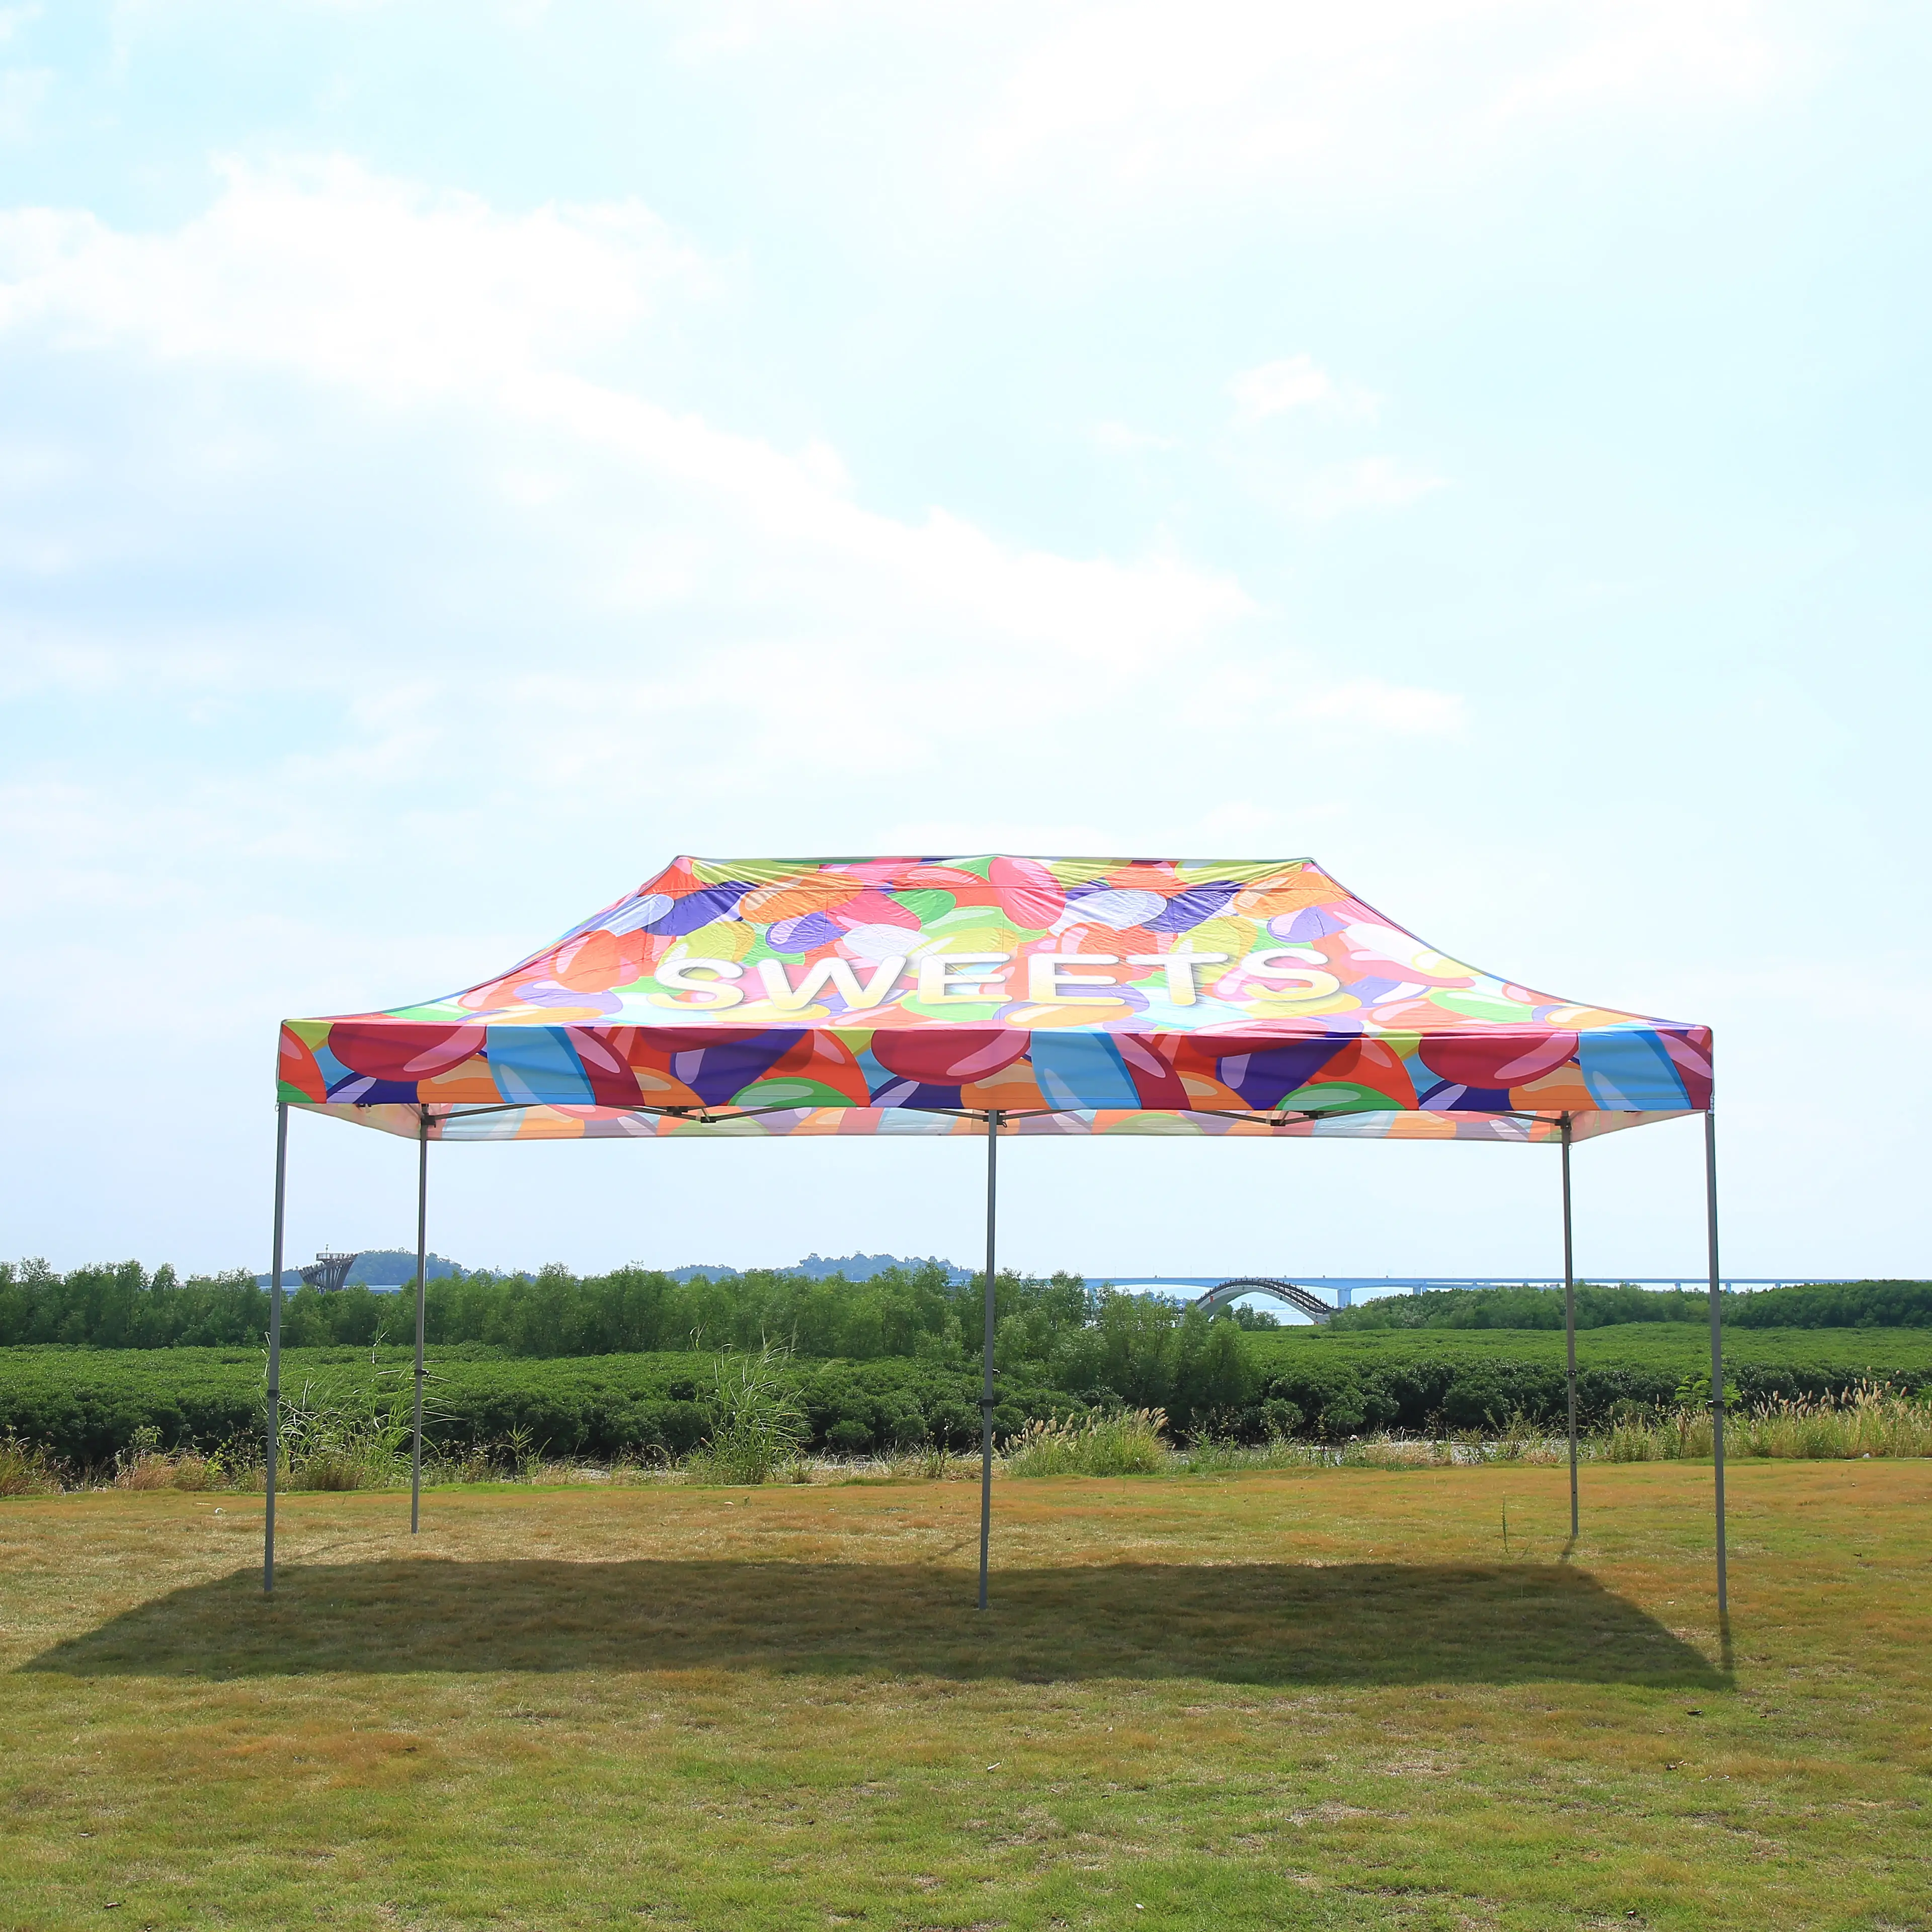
260, 1101, 1730, 1623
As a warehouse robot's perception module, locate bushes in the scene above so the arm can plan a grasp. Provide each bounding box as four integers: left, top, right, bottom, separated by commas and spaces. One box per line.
1243, 1325, 1932, 1439
0, 1346, 1074, 1467
7, 1321, 1932, 1469
7, 1354, 1932, 1483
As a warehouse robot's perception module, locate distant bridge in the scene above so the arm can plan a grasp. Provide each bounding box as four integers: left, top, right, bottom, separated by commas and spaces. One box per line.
1191, 1278, 1336, 1323
1099, 1275, 1844, 1318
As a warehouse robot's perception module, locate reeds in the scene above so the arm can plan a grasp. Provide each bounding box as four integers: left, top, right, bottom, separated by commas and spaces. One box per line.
1003, 1408, 1169, 1477
1598, 1406, 1714, 1462
113, 1426, 224, 1491
0, 1429, 63, 1495
683, 1343, 809, 1485
1721, 1382, 1927, 1460
271, 1374, 417, 1490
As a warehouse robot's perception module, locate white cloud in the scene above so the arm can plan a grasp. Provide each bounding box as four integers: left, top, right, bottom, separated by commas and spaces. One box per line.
1295, 456, 1446, 517
1300, 679, 1464, 735
0, 157, 1466, 903
1091, 419, 1178, 453
976, 0, 1791, 194
0, 156, 700, 395
1228, 354, 1378, 426
0, 159, 1254, 693
0, 63, 47, 141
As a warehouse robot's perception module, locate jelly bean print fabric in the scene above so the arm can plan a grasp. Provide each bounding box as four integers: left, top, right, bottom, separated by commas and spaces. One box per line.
277, 856, 1712, 1145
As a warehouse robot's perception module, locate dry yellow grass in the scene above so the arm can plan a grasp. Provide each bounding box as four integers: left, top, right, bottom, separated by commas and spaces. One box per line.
2, 1462, 1928, 1929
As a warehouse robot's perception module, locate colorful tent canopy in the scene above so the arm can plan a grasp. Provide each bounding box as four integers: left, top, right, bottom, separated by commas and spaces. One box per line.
277, 855, 1714, 1145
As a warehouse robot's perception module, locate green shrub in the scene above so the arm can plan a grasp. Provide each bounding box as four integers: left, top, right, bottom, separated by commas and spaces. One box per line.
9, 1324, 1932, 1469
1258, 1398, 1303, 1440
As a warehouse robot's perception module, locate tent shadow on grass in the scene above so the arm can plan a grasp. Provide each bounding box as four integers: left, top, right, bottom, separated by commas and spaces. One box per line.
25, 1559, 1723, 1688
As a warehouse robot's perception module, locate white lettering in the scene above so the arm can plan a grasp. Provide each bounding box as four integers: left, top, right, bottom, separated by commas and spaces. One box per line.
917, 953, 1011, 1004
757, 955, 907, 1012
1125, 951, 1229, 1007
1028, 952, 1123, 1004
1239, 949, 1341, 998
648, 957, 745, 1009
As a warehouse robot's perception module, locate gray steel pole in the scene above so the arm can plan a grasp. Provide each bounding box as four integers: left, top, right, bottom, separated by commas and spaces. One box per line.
977, 1108, 1001, 1612
411, 1108, 429, 1534
264, 1102, 288, 1595
1562, 1115, 1578, 1539
1705, 1109, 1728, 1617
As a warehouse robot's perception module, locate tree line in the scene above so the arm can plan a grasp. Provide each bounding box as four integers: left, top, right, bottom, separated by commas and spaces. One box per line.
0, 1258, 1252, 1405
1327, 1279, 1932, 1331
4, 1261, 1922, 1367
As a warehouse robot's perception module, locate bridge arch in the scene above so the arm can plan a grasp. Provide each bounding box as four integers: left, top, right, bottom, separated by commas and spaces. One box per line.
1191, 1277, 1334, 1323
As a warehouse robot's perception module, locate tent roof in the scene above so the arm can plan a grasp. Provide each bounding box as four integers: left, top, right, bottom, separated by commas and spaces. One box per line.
277, 855, 1712, 1145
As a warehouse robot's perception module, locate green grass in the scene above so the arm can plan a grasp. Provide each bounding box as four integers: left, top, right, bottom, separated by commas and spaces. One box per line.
3, 1460, 1929, 1928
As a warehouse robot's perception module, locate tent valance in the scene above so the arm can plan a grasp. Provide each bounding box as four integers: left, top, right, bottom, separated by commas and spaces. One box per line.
276, 855, 1713, 1144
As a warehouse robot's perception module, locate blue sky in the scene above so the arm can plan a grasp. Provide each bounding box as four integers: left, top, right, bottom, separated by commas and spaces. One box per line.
1, 1, 1925, 1282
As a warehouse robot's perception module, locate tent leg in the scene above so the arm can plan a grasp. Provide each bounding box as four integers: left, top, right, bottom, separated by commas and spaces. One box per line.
977, 1107, 1001, 1612
412, 1110, 429, 1535
1561, 1116, 1578, 1540
1705, 1110, 1728, 1618
264, 1102, 288, 1596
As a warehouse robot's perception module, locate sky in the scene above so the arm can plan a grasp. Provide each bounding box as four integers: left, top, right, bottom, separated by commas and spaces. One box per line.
1, 1, 1926, 1284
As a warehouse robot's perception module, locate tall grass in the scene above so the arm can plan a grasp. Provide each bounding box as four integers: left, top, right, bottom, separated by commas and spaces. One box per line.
270, 1369, 418, 1490
0, 1429, 63, 1495
1004, 1409, 1169, 1477
113, 1425, 222, 1491
1736, 1382, 1932, 1458
1599, 1406, 1715, 1462
685, 1343, 809, 1484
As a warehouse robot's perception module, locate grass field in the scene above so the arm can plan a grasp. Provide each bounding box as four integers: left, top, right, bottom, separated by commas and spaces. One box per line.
3, 1463, 1928, 1929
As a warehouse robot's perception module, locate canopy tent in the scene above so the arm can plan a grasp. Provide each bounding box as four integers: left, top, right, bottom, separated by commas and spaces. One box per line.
263, 855, 1728, 1615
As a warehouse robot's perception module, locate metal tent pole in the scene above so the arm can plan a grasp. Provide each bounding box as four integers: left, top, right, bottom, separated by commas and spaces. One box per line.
411, 1109, 429, 1535
1705, 1110, 1728, 1617
977, 1107, 1002, 1612
264, 1102, 288, 1595
1561, 1115, 1578, 1540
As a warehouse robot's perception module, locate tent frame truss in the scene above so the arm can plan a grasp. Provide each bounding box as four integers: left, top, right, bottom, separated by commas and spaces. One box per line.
260, 1104, 1730, 1624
